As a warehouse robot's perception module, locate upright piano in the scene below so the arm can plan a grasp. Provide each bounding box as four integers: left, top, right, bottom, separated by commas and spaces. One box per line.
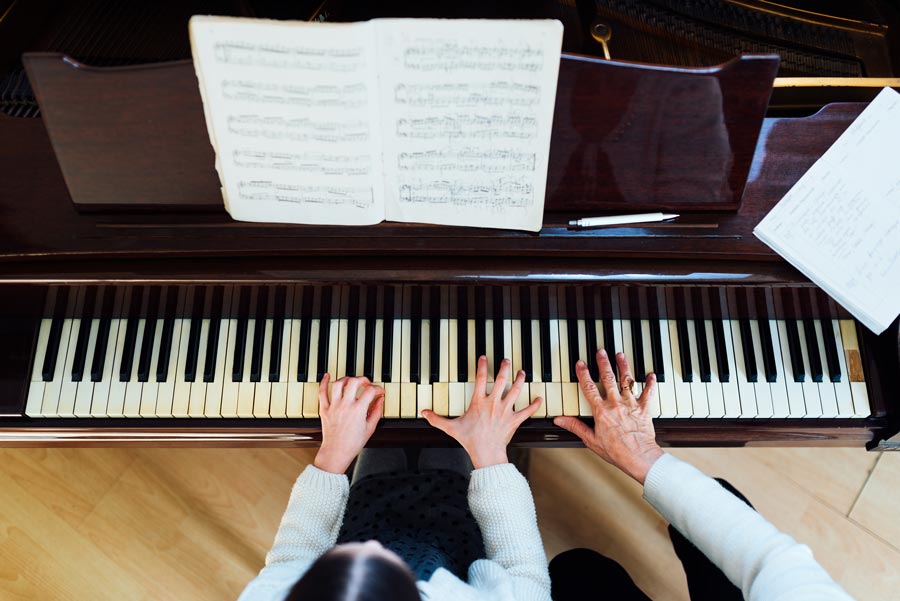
0, 0, 898, 448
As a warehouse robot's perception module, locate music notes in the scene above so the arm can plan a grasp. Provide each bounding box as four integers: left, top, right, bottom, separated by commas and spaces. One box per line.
190, 16, 562, 230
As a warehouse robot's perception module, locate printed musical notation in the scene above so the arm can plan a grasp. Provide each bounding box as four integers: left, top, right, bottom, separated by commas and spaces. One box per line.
233, 150, 371, 176
214, 41, 365, 71
396, 114, 537, 141
238, 180, 375, 208
402, 41, 543, 73
227, 116, 370, 143
222, 80, 367, 108
398, 178, 533, 210
397, 148, 535, 173
395, 82, 540, 107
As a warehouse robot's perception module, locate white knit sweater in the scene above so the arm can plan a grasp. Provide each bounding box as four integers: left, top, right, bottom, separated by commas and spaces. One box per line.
239, 454, 853, 600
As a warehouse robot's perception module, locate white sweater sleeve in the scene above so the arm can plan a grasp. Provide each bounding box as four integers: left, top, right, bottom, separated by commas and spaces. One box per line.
467, 463, 552, 601
643, 453, 855, 601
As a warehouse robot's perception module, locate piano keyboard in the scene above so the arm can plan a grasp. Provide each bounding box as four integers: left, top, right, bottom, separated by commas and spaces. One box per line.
24, 284, 871, 420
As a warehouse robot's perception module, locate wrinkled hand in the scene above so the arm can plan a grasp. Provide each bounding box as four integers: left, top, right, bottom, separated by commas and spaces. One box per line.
421, 356, 542, 469
554, 350, 664, 484
314, 375, 386, 474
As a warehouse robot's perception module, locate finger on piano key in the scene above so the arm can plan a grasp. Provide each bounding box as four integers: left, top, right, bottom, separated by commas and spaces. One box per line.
474, 287, 487, 365
465, 381, 475, 411
381, 286, 396, 383
71, 286, 98, 383
655, 319, 677, 417
764, 320, 791, 418
703, 320, 726, 418
105, 287, 134, 418
620, 318, 641, 398
58, 287, 87, 417
529, 381, 546, 418
802, 318, 824, 383
206, 285, 234, 418
511, 291, 524, 384
372, 313, 385, 394
417, 383, 433, 416
583, 286, 600, 382
466, 289, 477, 383
484, 315, 495, 383
729, 320, 758, 418
325, 288, 341, 380
75, 288, 105, 417
344, 285, 360, 377
494, 287, 507, 382
812, 319, 838, 417
336, 291, 349, 381
796, 320, 824, 417
837, 320, 866, 417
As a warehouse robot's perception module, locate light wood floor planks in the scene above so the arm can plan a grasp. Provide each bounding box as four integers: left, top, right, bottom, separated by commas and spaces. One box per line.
1, 447, 898, 600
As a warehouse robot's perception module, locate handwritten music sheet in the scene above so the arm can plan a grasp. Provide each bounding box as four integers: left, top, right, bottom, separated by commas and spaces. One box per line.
754, 87, 900, 334
190, 16, 562, 231
376, 19, 562, 232
190, 17, 384, 224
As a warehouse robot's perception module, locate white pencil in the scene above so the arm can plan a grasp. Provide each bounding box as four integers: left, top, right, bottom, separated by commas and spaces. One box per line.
568, 212, 679, 228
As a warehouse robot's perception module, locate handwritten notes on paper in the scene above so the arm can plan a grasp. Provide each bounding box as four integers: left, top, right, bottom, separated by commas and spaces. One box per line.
189, 17, 563, 231
754, 87, 900, 334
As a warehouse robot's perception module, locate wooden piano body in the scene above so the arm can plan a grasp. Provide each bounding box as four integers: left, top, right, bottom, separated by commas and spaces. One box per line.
0, 3, 898, 449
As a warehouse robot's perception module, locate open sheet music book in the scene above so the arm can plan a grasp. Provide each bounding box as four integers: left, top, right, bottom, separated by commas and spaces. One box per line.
189, 16, 563, 232
754, 87, 900, 334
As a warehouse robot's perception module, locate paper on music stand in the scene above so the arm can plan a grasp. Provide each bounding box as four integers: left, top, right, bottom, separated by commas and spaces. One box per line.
189, 16, 563, 232
754, 87, 900, 334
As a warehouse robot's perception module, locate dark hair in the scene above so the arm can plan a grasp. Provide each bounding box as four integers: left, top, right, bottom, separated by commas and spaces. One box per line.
286, 548, 421, 601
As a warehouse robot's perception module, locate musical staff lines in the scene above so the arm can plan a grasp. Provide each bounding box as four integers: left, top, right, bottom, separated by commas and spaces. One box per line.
395, 82, 541, 107
403, 41, 543, 73
238, 181, 375, 208
233, 150, 371, 176
398, 177, 533, 210
214, 41, 364, 71
226, 116, 370, 143
397, 148, 535, 173
222, 81, 367, 108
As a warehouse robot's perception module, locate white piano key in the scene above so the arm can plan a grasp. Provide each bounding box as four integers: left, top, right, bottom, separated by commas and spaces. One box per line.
839, 320, 870, 417
577, 384, 592, 417
326, 315, 340, 380
796, 320, 823, 417
485, 318, 495, 381
449, 382, 466, 417
336, 316, 349, 379
137, 316, 164, 417
26, 312, 54, 416
465, 382, 475, 410
156, 290, 186, 418
655, 320, 677, 418
305, 319, 321, 384
43, 292, 79, 417
432, 382, 449, 416
766, 320, 791, 418
439, 292, 450, 382
286, 382, 303, 418
122, 317, 146, 418
188, 318, 211, 418
512, 318, 526, 410
254, 319, 274, 417
104, 292, 133, 418
466, 318, 476, 382
813, 320, 839, 417
830, 320, 853, 417
59, 290, 87, 417
748, 320, 774, 418
729, 320, 758, 418
384, 382, 401, 418
448, 317, 459, 382
558, 317, 571, 383
172, 314, 195, 418
372, 318, 384, 385
703, 321, 726, 418
620, 319, 643, 397
302, 381, 319, 418
503, 315, 513, 378
420, 318, 431, 386
355, 317, 367, 381
640, 320, 660, 417
549, 319, 562, 385
530, 320, 543, 383
667, 321, 693, 418
530, 382, 546, 418
544, 382, 563, 417
776, 320, 806, 418
74, 317, 100, 417
236, 317, 256, 418
288, 316, 302, 385
401, 382, 417, 418
685, 320, 709, 418
253, 383, 271, 418
206, 286, 235, 418
562, 382, 579, 416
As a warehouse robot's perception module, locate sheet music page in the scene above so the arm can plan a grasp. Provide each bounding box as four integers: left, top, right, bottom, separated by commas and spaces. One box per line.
754, 87, 900, 334
189, 16, 384, 225
375, 19, 563, 232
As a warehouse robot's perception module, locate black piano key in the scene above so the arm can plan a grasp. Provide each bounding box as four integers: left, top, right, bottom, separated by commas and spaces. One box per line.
583, 287, 599, 382
268, 286, 286, 382
155, 288, 178, 383
232, 287, 251, 382
70, 286, 98, 382
297, 286, 314, 382
803, 318, 824, 383
382, 286, 395, 382
602, 318, 617, 379
428, 285, 441, 383
492, 287, 505, 370
630, 319, 646, 382
820, 319, 842, 382
136, 287, 161, 382
184, 287, 207, 383
316, 287, 334, 381
711, 319, 730, 383
785, 319, 805, 382
363, 285, 377, 381
250, 287, 269, 382
538, 286, 553, 382
119, 287, 144, 382
675, 319, 693, 383
694, 320, 712, 382
738, 319, 758, 383
410, 286, 422, 383
204, 286, 225, 383
474, 287, 486, 360
565, 287, 580, 374
456, 287, 468, 381
345, 286, 360, 377
520, 287, 533, 382
649, 320, 665, 383
42, 287, 70, 381
91, 287, 117, 382
757, 319, 778, 383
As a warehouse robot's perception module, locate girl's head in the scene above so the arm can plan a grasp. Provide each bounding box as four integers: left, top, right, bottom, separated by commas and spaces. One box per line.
286, 541, 421, 601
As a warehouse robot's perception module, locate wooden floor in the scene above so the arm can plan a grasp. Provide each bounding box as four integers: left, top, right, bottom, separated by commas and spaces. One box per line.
1, 446, 898, 600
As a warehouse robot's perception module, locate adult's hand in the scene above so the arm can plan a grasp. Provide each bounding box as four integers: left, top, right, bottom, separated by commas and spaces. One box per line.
554, 349, 664, 484
422, 356, 542, 469
313, 375, 386, 474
